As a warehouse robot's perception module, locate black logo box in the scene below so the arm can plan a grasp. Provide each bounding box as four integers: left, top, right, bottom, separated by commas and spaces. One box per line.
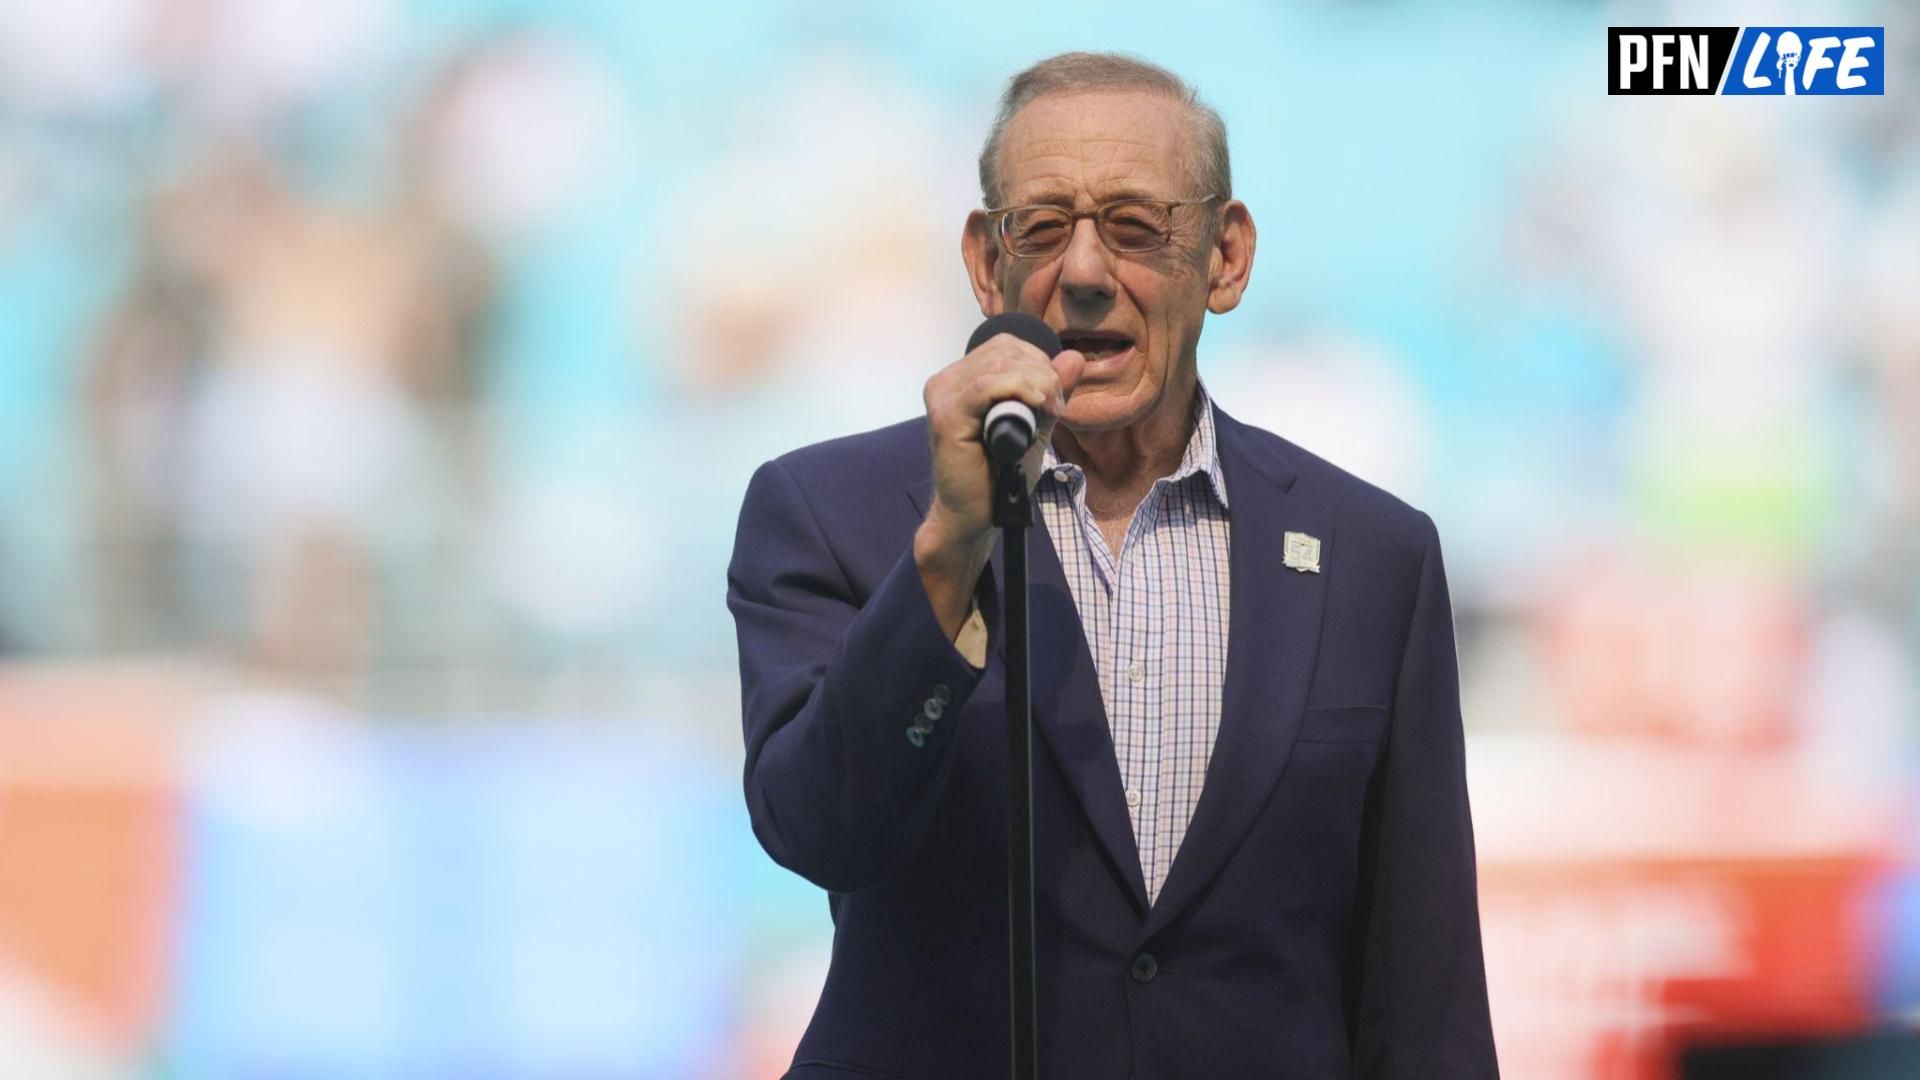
1608, 27, 1742, 95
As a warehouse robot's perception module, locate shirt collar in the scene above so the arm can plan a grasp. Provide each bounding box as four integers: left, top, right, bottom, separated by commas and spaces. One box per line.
1041, 377, 1229, 511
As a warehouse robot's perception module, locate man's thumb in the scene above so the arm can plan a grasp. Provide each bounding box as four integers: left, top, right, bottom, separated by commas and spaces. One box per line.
1054, 348, 1087, 405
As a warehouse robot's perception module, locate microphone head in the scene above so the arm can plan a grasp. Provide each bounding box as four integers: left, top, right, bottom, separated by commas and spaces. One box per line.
967, 312, 1061, 358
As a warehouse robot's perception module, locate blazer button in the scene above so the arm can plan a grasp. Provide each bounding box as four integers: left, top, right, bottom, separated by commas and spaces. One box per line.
1130, 953, 1158, 984
931, 683, 951, 705
905, 727, 926, 748
922, 698, 945, 722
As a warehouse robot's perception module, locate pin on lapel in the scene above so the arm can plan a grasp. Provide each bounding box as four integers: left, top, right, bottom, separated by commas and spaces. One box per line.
1282, 531, 1322, 573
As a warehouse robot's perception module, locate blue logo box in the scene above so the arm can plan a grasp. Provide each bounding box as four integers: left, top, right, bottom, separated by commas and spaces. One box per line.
1721, 27, 1883, 95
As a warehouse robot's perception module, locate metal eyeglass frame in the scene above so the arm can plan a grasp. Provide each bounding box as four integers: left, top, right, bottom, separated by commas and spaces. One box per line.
985, 194, 1222, 259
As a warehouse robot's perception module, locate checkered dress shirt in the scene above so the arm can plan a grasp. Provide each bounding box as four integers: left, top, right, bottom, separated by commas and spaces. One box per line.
1036, 381, 1231, 905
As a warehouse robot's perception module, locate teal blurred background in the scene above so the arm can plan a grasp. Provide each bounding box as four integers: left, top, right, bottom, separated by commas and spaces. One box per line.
0, 0, 1916, 1076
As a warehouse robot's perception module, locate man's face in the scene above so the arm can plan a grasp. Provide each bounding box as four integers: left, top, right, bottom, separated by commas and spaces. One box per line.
963, 90, 1251, 434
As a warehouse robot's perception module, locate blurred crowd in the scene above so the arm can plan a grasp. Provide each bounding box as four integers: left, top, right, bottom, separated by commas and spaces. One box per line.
0, 0, 1916, 1075
2, 5, 641, 710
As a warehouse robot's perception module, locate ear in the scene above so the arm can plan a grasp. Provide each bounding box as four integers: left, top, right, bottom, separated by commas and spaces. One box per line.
962, 210, 1006, 317
1205, 199, 1256, 315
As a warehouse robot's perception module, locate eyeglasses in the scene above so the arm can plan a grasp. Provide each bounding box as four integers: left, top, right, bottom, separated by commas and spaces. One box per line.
986, 195, 1220, 259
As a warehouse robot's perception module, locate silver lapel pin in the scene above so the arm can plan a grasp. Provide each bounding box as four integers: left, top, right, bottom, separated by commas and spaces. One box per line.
1282, 531, 1322, 573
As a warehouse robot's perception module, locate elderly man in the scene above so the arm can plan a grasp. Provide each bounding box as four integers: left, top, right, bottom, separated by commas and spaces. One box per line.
727, 52, 1498, 1079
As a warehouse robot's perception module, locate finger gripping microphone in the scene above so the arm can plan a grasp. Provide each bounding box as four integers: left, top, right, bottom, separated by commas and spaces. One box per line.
967, 312, 1062, 465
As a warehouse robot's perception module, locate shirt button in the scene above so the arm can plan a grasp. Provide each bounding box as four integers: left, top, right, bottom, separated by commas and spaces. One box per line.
1130, 953, 1158, 984
1126, 662, 1144, 684
1052, 467, 1071, 483
1125, 787, 1140, 808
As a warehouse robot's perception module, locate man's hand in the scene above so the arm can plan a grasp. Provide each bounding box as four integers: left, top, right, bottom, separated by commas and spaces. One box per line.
915, 331, 1086, 639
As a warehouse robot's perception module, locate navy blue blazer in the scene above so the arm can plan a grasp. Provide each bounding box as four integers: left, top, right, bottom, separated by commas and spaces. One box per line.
726, 400, 1498, 1079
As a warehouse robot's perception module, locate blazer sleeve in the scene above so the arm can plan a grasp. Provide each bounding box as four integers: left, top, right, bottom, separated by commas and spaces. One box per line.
1352, 512, 1500, 1078
726, 457, 990, 893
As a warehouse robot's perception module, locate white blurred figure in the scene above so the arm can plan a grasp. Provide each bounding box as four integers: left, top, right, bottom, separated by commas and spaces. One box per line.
130, 137, 487, 695
0, 0, 153, 112
175, 0, 397, 134
483, 477, 660, 645
417, 34, 626, 244
405, 34, 663, 655
661, 54, 982, 423
640, 56, 988, 674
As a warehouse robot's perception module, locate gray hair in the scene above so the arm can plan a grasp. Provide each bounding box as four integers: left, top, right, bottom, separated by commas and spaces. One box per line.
977, 52, 1232, 208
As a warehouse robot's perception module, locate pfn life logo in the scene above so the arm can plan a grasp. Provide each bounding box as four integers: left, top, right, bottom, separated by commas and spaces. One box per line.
1609, 27, 1884, 95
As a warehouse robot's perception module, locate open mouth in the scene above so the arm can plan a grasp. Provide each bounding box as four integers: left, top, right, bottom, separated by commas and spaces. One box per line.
1059, 330, 1136, 362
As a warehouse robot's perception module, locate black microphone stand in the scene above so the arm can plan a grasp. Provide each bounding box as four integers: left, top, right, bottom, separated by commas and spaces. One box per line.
991, 455, 1038, 1080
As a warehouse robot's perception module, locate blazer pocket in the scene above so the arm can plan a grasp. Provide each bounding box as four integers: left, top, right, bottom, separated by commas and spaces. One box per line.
1296, 704, 1389, 743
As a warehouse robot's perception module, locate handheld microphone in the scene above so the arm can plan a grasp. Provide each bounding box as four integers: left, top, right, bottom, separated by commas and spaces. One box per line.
966, 312, 1062, 465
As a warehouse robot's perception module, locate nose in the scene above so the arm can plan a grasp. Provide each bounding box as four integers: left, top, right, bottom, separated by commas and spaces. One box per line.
1057, 216, 1116, 306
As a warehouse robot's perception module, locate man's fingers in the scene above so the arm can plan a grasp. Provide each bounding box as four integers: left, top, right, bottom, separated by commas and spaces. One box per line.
966, 333, 1051, 372
927, 330, 1071, 438
931, 370, 1054, 438
966, 371, 1051, 412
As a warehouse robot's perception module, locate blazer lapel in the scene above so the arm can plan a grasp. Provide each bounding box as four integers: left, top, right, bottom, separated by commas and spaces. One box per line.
907, 477, 1151, 914
1141, 404, 1331, 939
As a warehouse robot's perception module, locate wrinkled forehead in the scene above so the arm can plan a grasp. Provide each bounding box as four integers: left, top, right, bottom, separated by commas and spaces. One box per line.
995, 90, 1196, 205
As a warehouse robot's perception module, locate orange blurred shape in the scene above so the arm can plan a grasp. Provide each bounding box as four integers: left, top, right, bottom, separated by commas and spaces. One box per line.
0, 663, 192, 1054
1482, 856, 1880, 1080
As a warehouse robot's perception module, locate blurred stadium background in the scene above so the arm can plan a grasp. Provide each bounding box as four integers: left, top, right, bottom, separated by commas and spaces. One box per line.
0, 0, 1916, 1076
